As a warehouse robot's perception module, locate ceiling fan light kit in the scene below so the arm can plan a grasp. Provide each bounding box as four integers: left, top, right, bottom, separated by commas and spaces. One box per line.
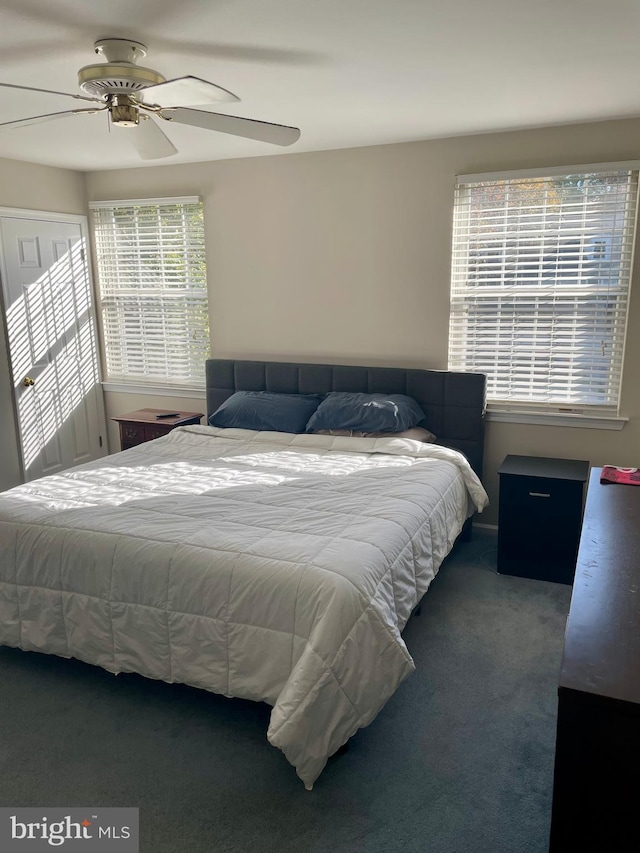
0, 37, 301, 159
109, 96, 141, 128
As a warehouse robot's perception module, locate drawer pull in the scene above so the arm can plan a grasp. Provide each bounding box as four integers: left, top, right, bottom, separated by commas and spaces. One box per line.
529, 491, 551, 498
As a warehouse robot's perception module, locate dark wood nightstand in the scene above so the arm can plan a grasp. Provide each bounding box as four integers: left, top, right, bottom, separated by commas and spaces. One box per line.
112, 408, 204, 451
497, 454, 589, 584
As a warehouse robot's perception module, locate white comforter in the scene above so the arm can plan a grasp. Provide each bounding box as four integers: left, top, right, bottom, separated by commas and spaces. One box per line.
0, 426, 488, 788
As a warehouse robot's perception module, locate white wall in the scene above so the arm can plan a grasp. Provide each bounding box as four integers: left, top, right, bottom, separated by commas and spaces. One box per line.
86, 117, 640, 523
0, 157, 88, 491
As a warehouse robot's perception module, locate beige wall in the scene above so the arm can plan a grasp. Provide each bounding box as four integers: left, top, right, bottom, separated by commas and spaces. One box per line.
0, 157, 88, 492
86, 117, 640, 524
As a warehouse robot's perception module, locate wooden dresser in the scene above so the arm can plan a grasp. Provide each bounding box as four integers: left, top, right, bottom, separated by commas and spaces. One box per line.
549, 468, 640, 851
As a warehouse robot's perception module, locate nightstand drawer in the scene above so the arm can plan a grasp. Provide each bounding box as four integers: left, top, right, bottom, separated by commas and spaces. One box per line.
144, 424, 172, 442
121, 423, 146, 445
501, 475, 582, 517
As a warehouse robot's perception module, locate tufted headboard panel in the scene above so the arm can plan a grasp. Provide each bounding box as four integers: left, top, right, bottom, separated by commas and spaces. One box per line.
205, 359, 486, 478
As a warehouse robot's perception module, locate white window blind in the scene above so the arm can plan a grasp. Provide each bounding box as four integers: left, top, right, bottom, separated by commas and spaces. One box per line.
449, 167, 638, 416
91, 197, 209, 388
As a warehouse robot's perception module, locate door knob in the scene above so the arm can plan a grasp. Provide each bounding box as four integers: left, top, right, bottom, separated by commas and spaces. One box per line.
22, 376, 35, 387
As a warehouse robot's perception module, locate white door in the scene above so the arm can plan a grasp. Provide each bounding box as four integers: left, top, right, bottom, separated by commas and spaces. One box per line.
0, 214, 107, 481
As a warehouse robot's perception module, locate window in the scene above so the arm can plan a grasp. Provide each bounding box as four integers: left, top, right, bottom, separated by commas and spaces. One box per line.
448, 166, 638, 418
91, 196, 209, 389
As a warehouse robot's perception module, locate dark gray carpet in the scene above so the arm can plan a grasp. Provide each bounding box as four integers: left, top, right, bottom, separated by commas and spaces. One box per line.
0, 532, 570, 853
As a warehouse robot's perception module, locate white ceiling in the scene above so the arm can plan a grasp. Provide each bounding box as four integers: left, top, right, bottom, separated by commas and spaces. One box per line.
0, 0, 638, 172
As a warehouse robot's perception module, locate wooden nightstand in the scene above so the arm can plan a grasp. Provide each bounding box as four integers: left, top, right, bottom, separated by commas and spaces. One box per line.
112, 408, 204, 451
497, 455, 589, 584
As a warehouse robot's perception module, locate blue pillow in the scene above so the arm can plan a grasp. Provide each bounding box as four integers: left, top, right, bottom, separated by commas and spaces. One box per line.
306, 392, 426, 433
209, 391, 323, 433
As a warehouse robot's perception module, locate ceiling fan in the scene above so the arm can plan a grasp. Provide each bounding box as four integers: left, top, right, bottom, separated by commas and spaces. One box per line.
0, 38, 301, 160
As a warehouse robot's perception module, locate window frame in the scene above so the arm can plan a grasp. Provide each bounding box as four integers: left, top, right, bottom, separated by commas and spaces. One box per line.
448, 162, 639, 429
89, 196, 209, 393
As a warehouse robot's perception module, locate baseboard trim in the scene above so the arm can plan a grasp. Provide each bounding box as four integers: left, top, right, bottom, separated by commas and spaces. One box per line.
475, 523, 498, 533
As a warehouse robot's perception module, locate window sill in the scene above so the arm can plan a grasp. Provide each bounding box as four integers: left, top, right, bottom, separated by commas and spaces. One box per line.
101, 382, 206, 399
486, 410, 627, 430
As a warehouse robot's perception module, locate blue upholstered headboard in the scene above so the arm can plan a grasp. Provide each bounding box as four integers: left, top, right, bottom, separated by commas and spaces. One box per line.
205, 359, 486, 478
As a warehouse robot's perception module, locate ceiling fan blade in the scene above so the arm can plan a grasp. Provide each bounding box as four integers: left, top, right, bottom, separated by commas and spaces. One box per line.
0, 108, 104, 131
140, 76, 239, 107
153, 38, 323, 67
0, 81, 100, 103
0, 40, 80, 66
1, 0, 205, 33
131, 115, 178, 160
163, 108, 301, 146
0, 0, 91, 30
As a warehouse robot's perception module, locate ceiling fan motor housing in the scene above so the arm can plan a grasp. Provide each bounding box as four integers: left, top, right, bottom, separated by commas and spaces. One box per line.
78, 63, 165, 99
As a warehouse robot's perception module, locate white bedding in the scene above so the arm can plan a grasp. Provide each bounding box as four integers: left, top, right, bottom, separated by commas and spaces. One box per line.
0, 426, 488, 788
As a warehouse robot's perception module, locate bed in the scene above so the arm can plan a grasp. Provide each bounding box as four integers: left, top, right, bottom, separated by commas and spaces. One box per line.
0, 358, 488, 789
